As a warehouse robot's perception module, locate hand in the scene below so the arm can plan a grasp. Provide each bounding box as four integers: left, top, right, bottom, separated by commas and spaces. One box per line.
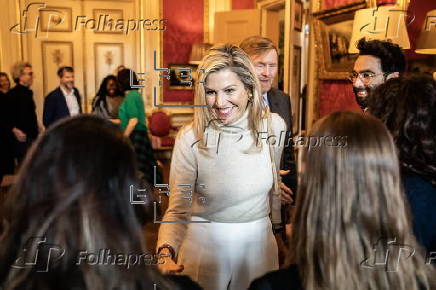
157, 249, 184, 274
279, 170, 293, 204
110, 119, 121, 124
12, 127, 27, 142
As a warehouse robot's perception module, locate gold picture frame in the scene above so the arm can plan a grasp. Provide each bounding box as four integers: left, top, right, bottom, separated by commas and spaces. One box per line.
313, 1, 367, 79
94, 43, 125, 90
41, 41, 74, 95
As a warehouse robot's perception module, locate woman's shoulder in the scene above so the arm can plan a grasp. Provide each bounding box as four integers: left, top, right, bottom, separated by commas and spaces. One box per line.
249, 265, 302, 290
175, 122, 196, 144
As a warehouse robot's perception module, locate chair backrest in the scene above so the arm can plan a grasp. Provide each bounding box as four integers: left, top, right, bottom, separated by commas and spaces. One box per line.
149, 111, 171, 137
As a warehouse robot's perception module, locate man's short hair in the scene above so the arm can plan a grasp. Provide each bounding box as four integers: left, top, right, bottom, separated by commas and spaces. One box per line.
240, 36, 278, 57
356, 38, 406, 74
11, 61, 32, 84
57, 66, 74, 78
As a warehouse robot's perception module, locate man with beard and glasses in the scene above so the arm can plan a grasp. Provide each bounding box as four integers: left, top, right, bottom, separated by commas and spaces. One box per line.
349, 38, 406, 111
43, 66, 82, 128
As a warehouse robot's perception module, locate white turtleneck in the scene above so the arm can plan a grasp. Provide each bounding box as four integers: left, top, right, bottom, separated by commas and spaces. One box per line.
157, 109, 286, 255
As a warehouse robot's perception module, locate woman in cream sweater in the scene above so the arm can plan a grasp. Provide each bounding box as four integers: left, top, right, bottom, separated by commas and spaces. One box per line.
157, 44, 287, 290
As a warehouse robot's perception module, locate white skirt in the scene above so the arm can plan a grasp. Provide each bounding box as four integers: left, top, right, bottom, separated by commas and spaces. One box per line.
177, 216, 278, 290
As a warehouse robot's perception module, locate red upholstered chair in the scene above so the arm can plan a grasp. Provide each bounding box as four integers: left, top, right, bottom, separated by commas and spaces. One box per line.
148, 111, 175, 149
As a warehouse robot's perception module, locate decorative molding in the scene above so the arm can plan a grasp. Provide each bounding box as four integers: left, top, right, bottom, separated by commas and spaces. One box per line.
94, 42, 124, 90
41, 41, 74, 95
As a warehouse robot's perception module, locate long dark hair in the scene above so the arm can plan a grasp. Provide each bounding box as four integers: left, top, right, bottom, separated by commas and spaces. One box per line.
92, 75, 123, 111
0, 115, 175, 290
368, 75, 436, 186
291, 112, 434, 290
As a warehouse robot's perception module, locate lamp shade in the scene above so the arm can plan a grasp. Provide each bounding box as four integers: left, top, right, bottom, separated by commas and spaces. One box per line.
349, 6, 410, 54
415, 9, 436, 54
189, 43, 213, 65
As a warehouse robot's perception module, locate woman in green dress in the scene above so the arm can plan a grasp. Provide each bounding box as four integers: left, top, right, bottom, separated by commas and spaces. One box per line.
117, 68, 162, 185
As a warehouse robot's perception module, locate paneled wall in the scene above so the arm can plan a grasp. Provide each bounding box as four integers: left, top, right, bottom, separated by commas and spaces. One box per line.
0, 0, 152, 121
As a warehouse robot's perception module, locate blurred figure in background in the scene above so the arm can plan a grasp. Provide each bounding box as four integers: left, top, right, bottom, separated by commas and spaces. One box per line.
43, 66, 82, 128
92, 74, 124, 120
240, 36, 298, 263
0, 72, 14, 183
5, 61, 39, 165
117, 68, 162, 185
368, 75, 436, 253
250, 112, 435, 290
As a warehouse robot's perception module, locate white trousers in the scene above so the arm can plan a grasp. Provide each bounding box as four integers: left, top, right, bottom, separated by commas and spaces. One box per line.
177, 216, 278, 290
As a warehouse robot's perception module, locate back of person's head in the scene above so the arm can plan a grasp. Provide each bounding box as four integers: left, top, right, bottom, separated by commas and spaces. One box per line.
11, 61, 32, 84
117, 68, 139, 92
368, 75, 436, 186
292, 111, 434, 290
239, 35, 278, 57
0, 115, 175, 290
356, 38, 406, 74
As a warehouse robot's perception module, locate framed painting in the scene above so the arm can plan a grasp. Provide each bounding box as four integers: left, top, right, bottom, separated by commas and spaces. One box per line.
41, 41, 74, 95
94, 43, 124, 90
168, 63, 197, 90
313, 1, 367, 79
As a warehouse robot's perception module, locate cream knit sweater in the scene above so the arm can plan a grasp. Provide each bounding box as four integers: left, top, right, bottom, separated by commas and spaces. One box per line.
157, 109, 286, 254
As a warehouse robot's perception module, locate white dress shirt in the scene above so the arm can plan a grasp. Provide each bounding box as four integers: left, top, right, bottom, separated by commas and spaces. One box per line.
262, 92, 269, 107
60, 85, 80, 116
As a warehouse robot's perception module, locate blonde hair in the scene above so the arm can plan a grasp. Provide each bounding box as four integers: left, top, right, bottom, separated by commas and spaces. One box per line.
11, 61, 31, 84
291, 111, 435, 290
192, 44, 267, 151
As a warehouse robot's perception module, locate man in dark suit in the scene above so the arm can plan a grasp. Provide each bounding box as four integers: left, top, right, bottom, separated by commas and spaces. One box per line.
241, 36, 297, 201
241, 36, 298, 264
4, 62, 39, 164
43, 66, 82, 128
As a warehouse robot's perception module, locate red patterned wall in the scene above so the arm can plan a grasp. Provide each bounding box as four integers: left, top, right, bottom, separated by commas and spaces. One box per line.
232, 0, 255, 9
163, 0, 204, 103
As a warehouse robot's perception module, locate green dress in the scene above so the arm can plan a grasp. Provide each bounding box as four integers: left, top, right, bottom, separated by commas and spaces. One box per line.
119, 90, 162, 184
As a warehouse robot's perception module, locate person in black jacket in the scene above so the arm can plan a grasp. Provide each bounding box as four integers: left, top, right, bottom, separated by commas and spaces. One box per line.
0, 72, 14, 182
43, 66, 82, 128
240, 36, 298, 264
4, 62, 39, 164
250, 112, 435, 290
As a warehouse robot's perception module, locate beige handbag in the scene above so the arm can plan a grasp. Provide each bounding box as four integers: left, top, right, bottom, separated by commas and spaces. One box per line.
266, 111, 282, 225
